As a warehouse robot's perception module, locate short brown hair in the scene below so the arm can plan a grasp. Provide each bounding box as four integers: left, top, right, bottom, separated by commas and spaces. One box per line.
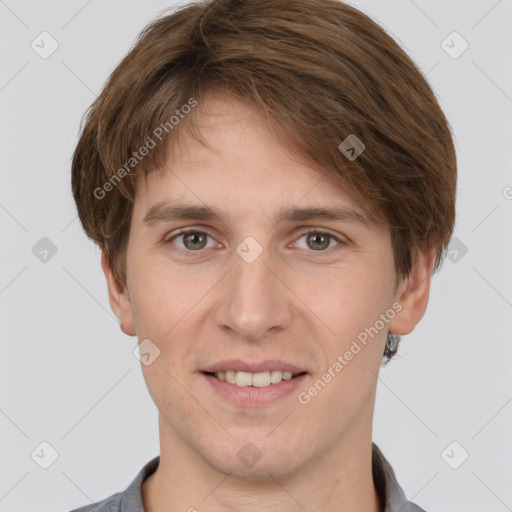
71, 0, 457, 361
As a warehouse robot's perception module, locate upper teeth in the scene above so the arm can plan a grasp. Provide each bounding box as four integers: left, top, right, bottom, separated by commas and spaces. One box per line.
215, 370, 296, 387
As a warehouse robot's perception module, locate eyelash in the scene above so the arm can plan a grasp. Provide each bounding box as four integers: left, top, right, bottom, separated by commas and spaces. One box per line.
164, 227, 345, 258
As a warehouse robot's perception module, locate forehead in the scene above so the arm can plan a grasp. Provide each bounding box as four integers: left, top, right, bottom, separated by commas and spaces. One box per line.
133, 93, 370, 223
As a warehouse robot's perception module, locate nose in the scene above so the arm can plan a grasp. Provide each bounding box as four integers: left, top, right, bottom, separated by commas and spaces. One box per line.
213, 241, 293, 342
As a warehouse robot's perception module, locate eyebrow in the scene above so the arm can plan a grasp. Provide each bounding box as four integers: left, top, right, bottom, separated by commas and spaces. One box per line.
142, 202, 373, 228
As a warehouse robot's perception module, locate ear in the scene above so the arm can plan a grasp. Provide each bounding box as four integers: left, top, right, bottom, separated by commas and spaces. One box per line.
388, 247, 436, 336
100, 250, 136, 336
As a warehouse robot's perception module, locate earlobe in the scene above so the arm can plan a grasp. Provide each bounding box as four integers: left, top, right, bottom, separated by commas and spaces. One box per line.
388, 248, 436, 336
100, 250, 136, 336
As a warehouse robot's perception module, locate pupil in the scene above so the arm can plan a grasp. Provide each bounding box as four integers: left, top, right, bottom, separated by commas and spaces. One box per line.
185, 233, 205, 250
309, 233, 329, 250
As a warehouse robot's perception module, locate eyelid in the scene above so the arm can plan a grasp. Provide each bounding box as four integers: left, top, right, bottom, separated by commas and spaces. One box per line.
294, 228, 346, 243
164, 227, 220, 253
291, 228, 346, 254
163, 226, 218, 243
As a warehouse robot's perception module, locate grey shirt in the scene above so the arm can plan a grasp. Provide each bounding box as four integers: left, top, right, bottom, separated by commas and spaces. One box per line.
70, 443, 426, 512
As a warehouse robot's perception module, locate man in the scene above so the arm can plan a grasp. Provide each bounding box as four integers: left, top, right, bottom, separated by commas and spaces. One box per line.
69, 0, 456, 510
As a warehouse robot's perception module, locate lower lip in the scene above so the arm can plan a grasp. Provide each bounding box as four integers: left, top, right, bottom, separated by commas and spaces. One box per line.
201, 372, 308, 407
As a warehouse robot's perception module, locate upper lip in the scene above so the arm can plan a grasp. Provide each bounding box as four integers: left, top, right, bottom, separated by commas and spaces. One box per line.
201, 359, 307, 374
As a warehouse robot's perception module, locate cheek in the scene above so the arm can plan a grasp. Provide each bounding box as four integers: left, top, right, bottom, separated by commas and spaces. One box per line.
128, 257, 212, 391
306, 263, 395, 342
128, 257, 193, 335
304, 266, 394, 410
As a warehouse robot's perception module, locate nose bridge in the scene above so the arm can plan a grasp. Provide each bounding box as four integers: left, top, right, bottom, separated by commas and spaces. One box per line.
216, 238, 292, 340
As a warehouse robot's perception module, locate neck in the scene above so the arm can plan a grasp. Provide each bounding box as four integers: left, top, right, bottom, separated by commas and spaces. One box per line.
142, 415, 381, 512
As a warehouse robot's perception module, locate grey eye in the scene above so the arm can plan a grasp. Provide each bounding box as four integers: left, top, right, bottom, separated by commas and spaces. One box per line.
169, 231, 216, 252
181, 232, 208, 250
295, 232, 339, 251
306, 233, 331, 250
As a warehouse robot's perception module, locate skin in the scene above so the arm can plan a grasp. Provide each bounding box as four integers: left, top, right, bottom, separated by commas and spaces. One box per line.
101, 92, 435, 512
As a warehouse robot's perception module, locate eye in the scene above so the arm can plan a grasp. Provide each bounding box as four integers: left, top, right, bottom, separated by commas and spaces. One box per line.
294, 230, 342, 252
165, 228, 218, 253
164, 228, 344, 257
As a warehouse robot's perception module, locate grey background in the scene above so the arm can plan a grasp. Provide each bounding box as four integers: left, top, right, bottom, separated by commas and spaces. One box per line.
1, 0, 511, 510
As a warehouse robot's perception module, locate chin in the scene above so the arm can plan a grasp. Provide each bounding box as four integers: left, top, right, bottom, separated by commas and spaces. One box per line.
200, 438, 309, 481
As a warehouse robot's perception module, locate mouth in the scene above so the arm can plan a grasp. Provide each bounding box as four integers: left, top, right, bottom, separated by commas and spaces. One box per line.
201, 370, 308, 388
199, 360, 309, 406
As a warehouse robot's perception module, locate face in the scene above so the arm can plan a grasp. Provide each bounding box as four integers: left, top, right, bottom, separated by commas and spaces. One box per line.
105, 92, 430, 479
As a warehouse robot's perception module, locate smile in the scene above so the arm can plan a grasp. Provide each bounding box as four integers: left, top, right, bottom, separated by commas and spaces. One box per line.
204, 370, 305, 388
200, 359, 309, 406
